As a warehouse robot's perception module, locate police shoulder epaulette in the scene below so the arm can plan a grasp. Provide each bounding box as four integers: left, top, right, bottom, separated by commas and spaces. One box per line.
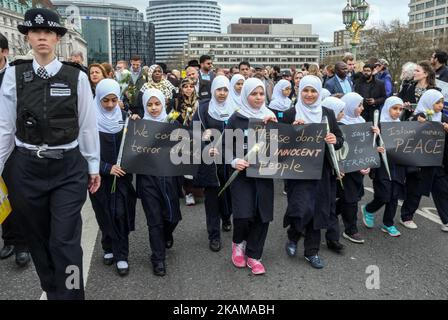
9, 59, 33, 67
61, 61, 85, 71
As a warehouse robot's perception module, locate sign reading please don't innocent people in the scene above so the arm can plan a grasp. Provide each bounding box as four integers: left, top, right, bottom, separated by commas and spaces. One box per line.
246, 120, 326, 180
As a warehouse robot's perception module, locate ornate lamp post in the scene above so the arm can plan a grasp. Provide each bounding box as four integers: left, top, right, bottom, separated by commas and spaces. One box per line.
342, 0, 370, 59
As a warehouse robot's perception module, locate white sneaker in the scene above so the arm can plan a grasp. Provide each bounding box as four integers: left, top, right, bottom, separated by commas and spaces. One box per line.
185, 193, 196, 206
116, 261, 128, 269
400, 219, 418, 230
441, 223, 448, 232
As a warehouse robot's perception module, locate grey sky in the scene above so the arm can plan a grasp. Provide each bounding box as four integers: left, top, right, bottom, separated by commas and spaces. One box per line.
90, 0, 410, 41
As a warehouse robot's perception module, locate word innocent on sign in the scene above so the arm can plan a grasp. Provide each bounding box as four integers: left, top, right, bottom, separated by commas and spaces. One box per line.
121, 119, 199, 176
247, 120, 326, 180
336, 122, 381, 174
381, 121, 446, 167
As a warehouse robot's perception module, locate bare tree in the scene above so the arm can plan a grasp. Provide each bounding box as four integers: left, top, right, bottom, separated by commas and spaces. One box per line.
357, 20, 433, 83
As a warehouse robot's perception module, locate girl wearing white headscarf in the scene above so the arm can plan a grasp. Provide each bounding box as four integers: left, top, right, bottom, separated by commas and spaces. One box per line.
340, 92, 365, 125
400, 89, 448, 232
230, 74, 245, 109
413, 89, 444, 122
136, 88, 182, 276
321, 88, 332, 101
322, 97, 345, 123
224, 77, 276, 275
281, 75, 345, 269
363, 96, 407, 237
90, 79, 137, 276
193, 75, 234, 250
268, 79, 293, 121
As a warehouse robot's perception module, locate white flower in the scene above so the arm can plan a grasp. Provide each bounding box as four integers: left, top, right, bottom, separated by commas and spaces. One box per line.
35, 15, 45, 24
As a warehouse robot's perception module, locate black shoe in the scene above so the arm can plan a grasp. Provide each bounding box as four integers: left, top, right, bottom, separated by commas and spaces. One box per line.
103, 253, 114, 266
222, 220, 232, 232
0, 245, 14, 260
327, 240, 345, 253
209, 239, 221, 252
116, 261, 129, 277
165, 239, 174, 249
15, 251, 30, 268
152, 261, 166, 277
165, 233, 174, 249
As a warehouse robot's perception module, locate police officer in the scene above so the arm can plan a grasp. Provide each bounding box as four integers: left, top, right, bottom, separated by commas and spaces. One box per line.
0, 32, 31, 267
0, 8, 101, 300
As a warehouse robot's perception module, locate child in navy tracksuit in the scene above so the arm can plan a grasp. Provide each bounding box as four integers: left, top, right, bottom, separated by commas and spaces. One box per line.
90, 79, 137, 276
362, 96, 407, 237
133, 88, 182, 277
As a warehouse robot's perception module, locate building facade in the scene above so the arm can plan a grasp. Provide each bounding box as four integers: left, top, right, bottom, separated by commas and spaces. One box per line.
409, 0, 448, 38
147, 0, 221, 63
319, 41, 332, 63
54, 1, 155, 66
0, 0, 87, 62
185, 23, 320, 69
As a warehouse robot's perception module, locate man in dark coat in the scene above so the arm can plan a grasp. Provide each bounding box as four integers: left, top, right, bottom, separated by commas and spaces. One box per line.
354, 63, 387, 122
431, 50, 448, 83
126, 55, 147, 114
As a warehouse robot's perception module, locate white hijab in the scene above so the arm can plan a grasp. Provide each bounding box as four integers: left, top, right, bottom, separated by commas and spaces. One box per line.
142, 88, 168, 122
237, 78, 276, 120
340, 92, 365, 125
95, 79, 123, 134
268, 79, 292, 111
381, 96, 404, 123
230, 74, 244, 109
414, 89, 444, 123
295, 75, 323, 124
208, 75, 235, 121
321, 88, 332, 100
322, 97, 346, 119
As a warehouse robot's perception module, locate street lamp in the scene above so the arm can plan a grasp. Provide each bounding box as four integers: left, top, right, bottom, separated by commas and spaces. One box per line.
342, 0, 370, 59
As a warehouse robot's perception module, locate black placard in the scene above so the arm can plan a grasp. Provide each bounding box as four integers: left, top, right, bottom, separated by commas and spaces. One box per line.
121, 119, 200, 176
336, 122, 381, 174
246, 120, 326, 180
381, 121, 445, 167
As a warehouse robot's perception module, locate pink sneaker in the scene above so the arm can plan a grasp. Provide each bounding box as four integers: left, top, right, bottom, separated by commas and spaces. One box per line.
247, 258, 266, 275
231, 242, 246, 268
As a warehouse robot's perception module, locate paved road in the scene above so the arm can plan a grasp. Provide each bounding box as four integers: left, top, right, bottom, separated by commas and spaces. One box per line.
1, 180, 448, 300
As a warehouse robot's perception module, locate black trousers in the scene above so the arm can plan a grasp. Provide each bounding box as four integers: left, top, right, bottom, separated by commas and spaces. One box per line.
233, 217, 269, 260
336, 200, 359, 236
3, 148, 88, 300
100, 230, 129, 262
140, 194, 178, 264
1, 211, 28, 252
402, 174, 448, 225
287, 218, 321, 257
366, 197, 398, 227
204, 187, 231, 241
325, 203, 340, 242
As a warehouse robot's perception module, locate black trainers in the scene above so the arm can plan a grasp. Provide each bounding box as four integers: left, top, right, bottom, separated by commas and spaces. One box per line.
209, 239, 221, 252
152, 261, 166, 277
342, 232, 365, 244
305, 255, 325, 269
103, 253, 114, 266
285, 240, 297, 257
326, 240, 345, 253
222, 220, 232, 232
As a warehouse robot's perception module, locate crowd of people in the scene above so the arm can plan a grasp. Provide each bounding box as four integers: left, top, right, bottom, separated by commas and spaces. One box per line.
1, 8, 448, 300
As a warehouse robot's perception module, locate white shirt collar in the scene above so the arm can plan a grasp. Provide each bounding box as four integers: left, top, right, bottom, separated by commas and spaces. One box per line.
32, 57, 62, 77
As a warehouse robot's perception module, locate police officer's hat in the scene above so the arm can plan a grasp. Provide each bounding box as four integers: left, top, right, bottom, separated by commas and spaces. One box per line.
18, 8, 67, 37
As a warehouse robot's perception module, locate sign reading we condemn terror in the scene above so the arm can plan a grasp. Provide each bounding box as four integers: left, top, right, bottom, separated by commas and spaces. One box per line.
121, 119, 200, 176
381, 121, 446, 167
336, 122, 381, 174
246, 120, 326, 180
